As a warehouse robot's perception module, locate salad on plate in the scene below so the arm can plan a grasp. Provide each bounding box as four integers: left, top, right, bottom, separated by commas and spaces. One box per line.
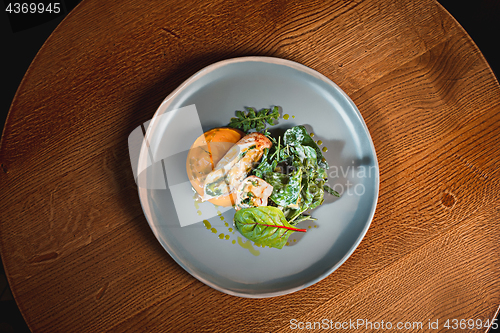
186, 106, 340, 249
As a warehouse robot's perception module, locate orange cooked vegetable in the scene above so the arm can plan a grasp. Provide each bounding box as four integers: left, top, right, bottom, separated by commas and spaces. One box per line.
186, 127, 245, 206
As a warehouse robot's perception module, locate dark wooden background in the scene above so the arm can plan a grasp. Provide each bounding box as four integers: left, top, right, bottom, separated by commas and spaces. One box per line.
0, 1, 499, 332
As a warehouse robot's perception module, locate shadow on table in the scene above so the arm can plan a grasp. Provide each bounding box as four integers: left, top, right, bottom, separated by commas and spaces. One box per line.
0, 258, 30, 333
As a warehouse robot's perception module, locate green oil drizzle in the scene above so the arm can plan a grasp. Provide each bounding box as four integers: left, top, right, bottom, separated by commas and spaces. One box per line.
237, 237, 260, 256
225, 235, 230, 240
203, 220, 211, 229
218, 233, 224, 239
228, 227, 233, 232
310, 132, 315, 137
317, 140, 323, 145
292, 115, 295, 119
322, 147, 328, 152
232, 240, 236, 244
197, 210, 202, 216
211, 228, 217, 233
283, 114, 289, 120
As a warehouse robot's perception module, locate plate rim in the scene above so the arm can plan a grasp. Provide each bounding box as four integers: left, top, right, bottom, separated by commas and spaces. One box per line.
137, 56, 379, 298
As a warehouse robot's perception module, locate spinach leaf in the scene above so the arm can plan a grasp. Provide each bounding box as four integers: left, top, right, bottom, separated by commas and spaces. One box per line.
291, 144, 316, 164
324, 184, 341, 197
308, 181, 325, 209
283, 125, 328, 169
234, 206, 307, 249
293, 145, 317, 169
300, 179, 315, 209
253, 148, 277, 178
267, 167, 303, 207
316, 167, 328, 180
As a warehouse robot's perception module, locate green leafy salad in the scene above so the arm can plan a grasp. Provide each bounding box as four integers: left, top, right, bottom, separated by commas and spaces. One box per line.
226, 106, 340, 249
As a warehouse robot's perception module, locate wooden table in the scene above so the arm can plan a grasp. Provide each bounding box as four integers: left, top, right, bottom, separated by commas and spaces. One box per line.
1, 0, 499, 332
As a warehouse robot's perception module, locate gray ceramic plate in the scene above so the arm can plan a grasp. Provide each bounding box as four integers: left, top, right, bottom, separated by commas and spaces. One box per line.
136, 56, 379, 298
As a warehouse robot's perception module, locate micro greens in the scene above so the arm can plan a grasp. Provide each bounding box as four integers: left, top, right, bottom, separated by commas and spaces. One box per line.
252, 125, 340, 225
228, 106, 280, 133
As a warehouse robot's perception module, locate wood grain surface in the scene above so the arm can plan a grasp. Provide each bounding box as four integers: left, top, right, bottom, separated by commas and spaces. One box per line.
1, 0, 500, 332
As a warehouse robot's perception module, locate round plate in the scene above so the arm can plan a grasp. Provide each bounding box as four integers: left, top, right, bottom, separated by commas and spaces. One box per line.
136, 56, 379, 298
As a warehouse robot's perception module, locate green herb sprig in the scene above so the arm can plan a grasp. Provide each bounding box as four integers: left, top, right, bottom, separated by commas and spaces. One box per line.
228, 106, 280, 133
